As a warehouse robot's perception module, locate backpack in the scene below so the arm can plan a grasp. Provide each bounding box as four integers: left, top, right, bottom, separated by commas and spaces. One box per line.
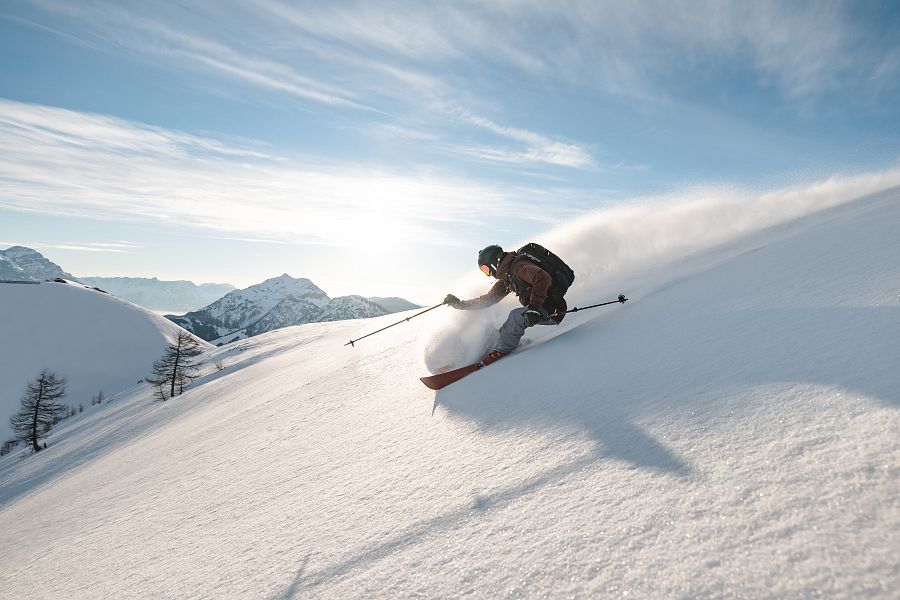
510, 243, 575, 300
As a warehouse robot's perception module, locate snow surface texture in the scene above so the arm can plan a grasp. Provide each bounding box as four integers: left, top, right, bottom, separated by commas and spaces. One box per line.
0, 281, 200, 442
1, 179, 898, 599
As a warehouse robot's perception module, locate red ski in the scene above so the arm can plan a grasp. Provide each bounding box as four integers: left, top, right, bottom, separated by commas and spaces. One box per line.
420, 362, 483, 390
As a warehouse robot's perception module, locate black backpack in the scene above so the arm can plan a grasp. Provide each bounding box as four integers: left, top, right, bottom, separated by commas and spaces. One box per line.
510, 243, 575, 300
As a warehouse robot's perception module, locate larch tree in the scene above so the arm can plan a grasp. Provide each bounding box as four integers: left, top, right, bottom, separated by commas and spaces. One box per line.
148, 331, 204, 400
10, 370, 67, 452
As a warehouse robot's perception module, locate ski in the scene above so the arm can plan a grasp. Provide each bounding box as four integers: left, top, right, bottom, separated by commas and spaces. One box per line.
420, 362, 483, 390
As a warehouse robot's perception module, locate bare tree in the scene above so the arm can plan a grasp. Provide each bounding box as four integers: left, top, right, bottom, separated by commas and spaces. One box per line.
148, 331, 204, 400
151, 379, 169, 403
9, 370, 67, 452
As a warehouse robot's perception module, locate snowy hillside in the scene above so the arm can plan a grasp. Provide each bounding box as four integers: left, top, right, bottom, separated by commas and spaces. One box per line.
1, 180, 898, 599
0, 280, 204, 444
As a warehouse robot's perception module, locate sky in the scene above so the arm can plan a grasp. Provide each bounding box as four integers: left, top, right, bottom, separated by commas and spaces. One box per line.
1, 0, 899, 303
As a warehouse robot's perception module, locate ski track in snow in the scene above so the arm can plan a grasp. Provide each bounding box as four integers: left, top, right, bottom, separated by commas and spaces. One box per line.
1, 178, 899, 599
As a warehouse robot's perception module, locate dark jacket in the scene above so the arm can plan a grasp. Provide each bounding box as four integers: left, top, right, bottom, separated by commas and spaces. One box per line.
459, 252, 567, 322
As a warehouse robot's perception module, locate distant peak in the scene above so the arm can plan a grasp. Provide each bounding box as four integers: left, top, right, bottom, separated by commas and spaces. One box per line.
3, 245, 42, 256
259, 273, 315, 286
242, 275, 323, 296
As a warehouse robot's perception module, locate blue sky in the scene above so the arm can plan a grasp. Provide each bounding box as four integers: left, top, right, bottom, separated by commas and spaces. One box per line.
1, 0, 899, 303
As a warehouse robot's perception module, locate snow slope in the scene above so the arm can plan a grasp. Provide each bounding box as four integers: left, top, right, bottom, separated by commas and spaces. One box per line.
0, 181, 898, 599
0, 281, 202, 442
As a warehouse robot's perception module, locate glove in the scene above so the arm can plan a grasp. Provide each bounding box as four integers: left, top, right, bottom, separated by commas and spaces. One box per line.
444, 293, 462, 308
523, 309, 542, 327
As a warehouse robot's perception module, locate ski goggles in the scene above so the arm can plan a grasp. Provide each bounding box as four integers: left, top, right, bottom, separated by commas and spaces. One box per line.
479, 264, 492, 276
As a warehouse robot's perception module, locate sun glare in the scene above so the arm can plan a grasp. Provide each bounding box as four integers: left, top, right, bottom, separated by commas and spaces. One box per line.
337, 213, 406, 256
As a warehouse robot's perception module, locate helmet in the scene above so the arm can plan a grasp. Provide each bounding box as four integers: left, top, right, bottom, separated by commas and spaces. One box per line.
477, 245, 504, 276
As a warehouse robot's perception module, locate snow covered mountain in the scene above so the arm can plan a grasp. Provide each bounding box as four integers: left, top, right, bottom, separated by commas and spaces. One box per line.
0, 246, 78, 282
0, 279, 204, 444
313, 294, 388, 323
1, 178, 898, 599
168, 274, 414, 344
167, 274, 331, 341
242, 295, 327, 339
240, 294, 386, 340
78, 276, 235, 313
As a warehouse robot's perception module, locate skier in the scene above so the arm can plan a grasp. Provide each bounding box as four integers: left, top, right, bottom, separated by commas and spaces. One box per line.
444, 244, 570, 366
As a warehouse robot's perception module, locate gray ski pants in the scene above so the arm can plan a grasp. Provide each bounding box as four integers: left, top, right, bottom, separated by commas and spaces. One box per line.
495, 307, 557, 353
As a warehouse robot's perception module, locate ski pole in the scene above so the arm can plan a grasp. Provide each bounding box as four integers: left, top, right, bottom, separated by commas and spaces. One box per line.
344, 302, 446, 347
550, 294, 627, 318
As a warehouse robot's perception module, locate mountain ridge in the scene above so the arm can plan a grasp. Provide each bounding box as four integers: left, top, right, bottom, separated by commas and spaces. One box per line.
78, 276, 236, 312
167, 274, 414, 344
1, 247, 420, 327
